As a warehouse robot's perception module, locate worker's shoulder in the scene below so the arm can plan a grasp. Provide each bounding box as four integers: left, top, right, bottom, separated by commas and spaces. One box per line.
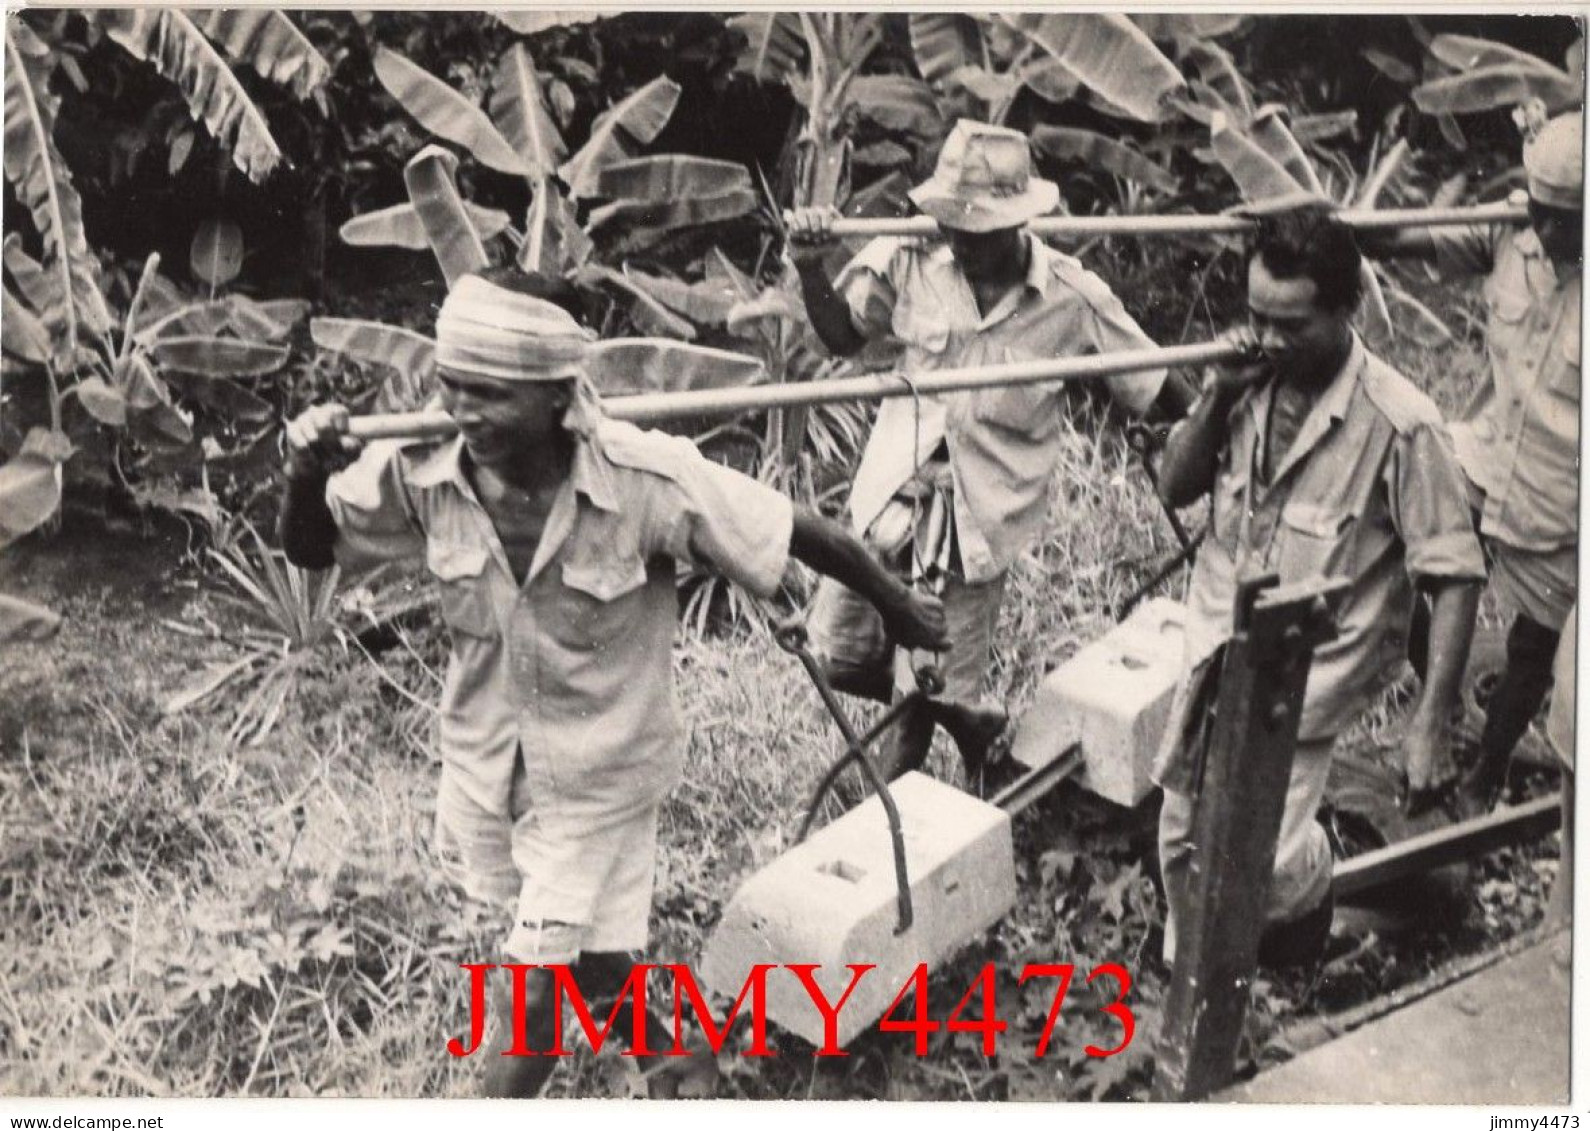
1357, 348, 1444, 435
1042, 246, 1129, 314
594, 418, 703, 482
847, 233, 937, 276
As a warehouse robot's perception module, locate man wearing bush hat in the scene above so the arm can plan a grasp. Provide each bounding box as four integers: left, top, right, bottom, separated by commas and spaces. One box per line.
277, 268, 947, 1097
789, 119, 1194, 787
1360, 105, 1582, 814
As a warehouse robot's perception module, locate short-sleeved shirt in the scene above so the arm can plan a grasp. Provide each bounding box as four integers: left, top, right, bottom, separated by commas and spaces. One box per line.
1430, 224, 1581, 552
326, 418, 794, 831
835, 233, 1167, 583
1153, 337, 1487, 793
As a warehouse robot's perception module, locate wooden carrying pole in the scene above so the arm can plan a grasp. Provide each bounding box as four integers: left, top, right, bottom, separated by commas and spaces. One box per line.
818, 200, 1528, 240
1152, 574, 1347, 1102
347, 339, 1247, 442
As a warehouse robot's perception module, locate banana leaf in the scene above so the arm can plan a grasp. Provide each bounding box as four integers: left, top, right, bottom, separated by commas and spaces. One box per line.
559, 76, 682, 199
403, 146, 490, 288
339, 200, 513, 250
489, 43, 566, 179
593, 155, 753, 201
616, 269, 738, 327
1210, 113, 1308, 200
226, 294, 303, 342
586, 191, 758, 237
3, 23, 113, 361
189, 218, 244, 288
909, 14, 990, 89
372, 46, 529, 177
150, 336, 290, 378
73, 376, 127, 425
164, 370, 274, 422
310, 317, 436, 381
0, 427, 71, 548
520, 175, 590, 277
576, 265, 696, 340
996, 13, 1186, 122
190, 10, 330, 102
846, 75, 945, 138
587, 339, 766, 396
121, 356, 194, 449
1413, 65, 1582, 116
727, 12, 806, 85
101, 10, 284, 183
1031, 126, 1177, 192
2, 283, 51, 364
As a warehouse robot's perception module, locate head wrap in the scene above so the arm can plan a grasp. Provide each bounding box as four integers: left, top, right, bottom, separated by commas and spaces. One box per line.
435, 275, 595, 381
1522, 107, 1583, 211
435, 274, 603, 436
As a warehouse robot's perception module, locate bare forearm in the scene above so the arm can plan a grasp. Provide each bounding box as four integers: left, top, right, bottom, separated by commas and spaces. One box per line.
789, 506, 907, 610
1413, 578, 1482, 722
794, 260, 867, 358
278, 464, 339, 570
1157, 384, 1241, 509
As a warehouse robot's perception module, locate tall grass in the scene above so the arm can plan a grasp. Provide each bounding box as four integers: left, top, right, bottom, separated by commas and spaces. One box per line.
0, 263, 1562, 1100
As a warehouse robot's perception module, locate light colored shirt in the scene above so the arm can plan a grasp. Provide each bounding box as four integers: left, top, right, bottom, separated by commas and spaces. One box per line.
1154, 338, 1487, 792
1431, 224, 1581, 552
326, 419, 794, 830
836, 233, 1167, 583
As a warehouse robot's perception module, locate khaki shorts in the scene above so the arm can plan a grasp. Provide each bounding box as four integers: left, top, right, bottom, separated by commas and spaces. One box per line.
1486, 538, 1578, 632
434, 757, 659, 963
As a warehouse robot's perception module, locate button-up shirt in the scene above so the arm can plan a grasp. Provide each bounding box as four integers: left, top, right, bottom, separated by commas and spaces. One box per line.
326, 418, 793, 832
1430, 224, 1581, 551
1153, 337, 1487, 793
836, 233, 1167, 583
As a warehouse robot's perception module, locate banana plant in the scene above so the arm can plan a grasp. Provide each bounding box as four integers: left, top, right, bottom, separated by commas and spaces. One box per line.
2, 235, 307, 549
1207, 108, 1454, 348
1, 9, 329, 559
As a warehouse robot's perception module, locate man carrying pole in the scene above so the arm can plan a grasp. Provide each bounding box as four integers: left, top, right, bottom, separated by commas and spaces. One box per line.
1154, 214, 1487, 969
786, 119, 1196, 786
1358, 108, 1582, 814
276, 269, 948, 1097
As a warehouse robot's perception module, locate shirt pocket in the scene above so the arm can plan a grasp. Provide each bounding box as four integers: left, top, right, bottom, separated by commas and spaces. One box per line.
891, 299, 951, 356
551, 556, 650, 651
1483, 276, 1532, 363
426, 541, 497, 638
1276, 501, 1356, 582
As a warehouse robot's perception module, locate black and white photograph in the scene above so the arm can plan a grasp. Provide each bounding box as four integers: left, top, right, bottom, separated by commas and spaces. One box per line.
0, 7, 1582, 1109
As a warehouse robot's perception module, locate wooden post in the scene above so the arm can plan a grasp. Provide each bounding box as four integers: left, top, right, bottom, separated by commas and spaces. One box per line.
1152, 574, 1347, 1102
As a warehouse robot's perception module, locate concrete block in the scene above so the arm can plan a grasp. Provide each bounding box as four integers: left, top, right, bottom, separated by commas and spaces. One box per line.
700, 772, 1015, 1049
1010, 598, 1186, 807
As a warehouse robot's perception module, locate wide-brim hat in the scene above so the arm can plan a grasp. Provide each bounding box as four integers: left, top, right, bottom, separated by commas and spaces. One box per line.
908, 119, 1059, 233
1523, 108, 1584, 211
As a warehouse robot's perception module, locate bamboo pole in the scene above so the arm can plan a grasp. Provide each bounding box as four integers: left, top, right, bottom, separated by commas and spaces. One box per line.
346, 339, 1248, 442
813, 200, 1528, 240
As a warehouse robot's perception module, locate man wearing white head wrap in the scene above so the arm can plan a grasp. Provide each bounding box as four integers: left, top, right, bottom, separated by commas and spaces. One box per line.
1362, 106, 1582, 812
279, 268, 948, 1098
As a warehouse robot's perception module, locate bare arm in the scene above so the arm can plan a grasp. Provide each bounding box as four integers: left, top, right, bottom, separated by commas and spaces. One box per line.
277, 404, 361, 569
788, 207, 869, 358
1402, 577, 1482, 809
788, 506, 948, 651
1158, 329, 1267, 509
